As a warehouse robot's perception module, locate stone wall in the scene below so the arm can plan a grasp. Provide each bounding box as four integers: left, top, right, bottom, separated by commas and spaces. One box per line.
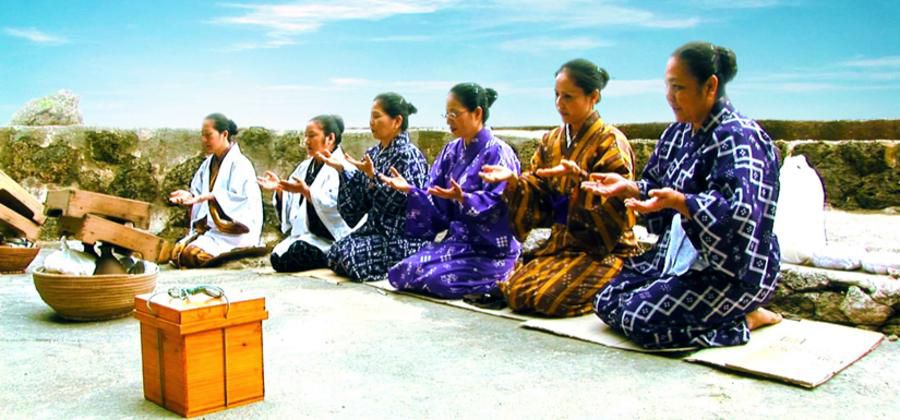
768, 264, 899, 336
0, 126, 897, 242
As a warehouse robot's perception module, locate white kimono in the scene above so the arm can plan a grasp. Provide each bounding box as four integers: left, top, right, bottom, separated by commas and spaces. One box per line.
272, 147, 361, 257
181, 144, 263, 256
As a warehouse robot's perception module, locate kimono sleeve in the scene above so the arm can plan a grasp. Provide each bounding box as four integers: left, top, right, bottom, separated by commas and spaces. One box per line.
503, 133, 554, 241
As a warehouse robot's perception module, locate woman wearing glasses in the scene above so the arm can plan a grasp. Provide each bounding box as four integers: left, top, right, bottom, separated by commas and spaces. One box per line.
479, 59, 640, 317
318, 92, 430, 282
381, 83, 521, 299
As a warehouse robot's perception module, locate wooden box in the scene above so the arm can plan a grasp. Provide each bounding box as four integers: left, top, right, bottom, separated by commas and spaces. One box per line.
59, 214, 172, 263
45, 188, 151, 229
134, 291, 268, 417
0, 203, 41, 241
0, 170, 46, 225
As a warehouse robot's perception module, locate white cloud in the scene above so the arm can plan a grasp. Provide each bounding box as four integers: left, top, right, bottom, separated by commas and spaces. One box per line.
842, 56, 900, 68
215, 0, 454, 49
477, 0, 702, 29
499, 36, 612, 52
689, 0, 781, 8
3, 27, 68, 45
330, 77, 372, 87
215, 0, 702, 50
368, 35, 433, 43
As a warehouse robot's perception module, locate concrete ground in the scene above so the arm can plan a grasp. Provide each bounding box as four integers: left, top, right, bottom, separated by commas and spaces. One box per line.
1, 256, 899, 420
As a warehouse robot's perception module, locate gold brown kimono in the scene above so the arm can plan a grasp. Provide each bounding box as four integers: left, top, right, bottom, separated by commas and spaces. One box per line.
499, 112, 641, 317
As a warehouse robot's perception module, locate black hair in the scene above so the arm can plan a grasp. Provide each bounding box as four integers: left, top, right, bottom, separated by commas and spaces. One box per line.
673, 41, 738, 98
310, 114, 345, 147
556, 58, 610, 99
449, 82, 498, 123
374, 92, 417, 131
204, 113, 238, 142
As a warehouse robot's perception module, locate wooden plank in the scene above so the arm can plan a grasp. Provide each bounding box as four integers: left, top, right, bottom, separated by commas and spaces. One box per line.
0, 203, 41, 241
0, 170, 45, 225
140, 324, 163, 405
184, 329, 226, 415
59, 214, 171, 263
225, 322, 265, 405
45, 189, 151, 229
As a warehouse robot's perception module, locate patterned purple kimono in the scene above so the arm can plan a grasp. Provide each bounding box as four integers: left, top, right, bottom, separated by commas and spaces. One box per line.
594, 99, 781, 349
388, 129, 521, 298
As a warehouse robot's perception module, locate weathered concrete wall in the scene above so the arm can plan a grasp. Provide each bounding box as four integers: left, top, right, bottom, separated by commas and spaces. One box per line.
0, 126, 896, 243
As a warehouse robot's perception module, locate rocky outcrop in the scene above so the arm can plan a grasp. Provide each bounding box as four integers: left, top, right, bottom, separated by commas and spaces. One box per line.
10, 90, 83, 126
768, 264, 898, 335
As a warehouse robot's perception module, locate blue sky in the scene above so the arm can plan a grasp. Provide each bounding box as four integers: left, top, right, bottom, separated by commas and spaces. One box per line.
2, 0, 899, 129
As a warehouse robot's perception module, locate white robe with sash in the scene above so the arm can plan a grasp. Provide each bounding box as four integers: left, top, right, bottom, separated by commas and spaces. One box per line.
272, 147, 362, 257
181, 144, 263, 256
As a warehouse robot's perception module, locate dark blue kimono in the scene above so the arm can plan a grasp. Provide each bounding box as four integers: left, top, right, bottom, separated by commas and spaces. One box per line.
326, 131, 429, 281
594, 99, 781, 349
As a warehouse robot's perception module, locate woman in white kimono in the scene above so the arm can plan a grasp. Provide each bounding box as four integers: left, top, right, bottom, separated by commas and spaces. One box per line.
169, 113, 263, 268
258, 115, 359, 272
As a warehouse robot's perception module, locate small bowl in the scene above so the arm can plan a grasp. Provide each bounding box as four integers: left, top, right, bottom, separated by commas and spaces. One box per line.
32, 263, 159, 321
0, 246, 40, 273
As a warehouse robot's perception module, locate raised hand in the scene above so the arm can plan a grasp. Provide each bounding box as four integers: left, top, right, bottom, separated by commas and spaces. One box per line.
479, 164, 516, 184
279, 176, 311, 200
580, 172, 638, 199
625, 187, 688, 216
378, 167, 411, 193
428, 179, 465, 204
534, 159, 586, 179
316, 149, 345, 172
256, 171, 282, 191
169, 190, 211, 206
346, 152, 376, 179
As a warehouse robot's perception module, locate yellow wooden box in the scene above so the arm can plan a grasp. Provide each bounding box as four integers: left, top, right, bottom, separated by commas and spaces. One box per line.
134, 291, 268, 417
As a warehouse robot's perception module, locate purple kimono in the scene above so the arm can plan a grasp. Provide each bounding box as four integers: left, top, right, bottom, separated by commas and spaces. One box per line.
388, 128, 521, 299
594, 99, 781, 349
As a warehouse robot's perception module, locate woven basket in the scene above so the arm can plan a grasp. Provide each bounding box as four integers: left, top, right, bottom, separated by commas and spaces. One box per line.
0, 246, 40, 273
32, 265, 158, 321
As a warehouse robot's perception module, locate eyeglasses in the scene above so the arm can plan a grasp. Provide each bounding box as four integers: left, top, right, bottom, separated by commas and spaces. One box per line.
442, 110, 469, 120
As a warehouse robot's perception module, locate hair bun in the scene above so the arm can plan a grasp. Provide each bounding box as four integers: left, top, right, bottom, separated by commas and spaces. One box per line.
715, 46, 738, 83
406, 102, 418, 115
484, 88, 498, 107
331, 114, 345, 134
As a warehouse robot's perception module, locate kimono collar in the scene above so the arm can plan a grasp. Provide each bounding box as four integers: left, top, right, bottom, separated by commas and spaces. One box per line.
696, 98, 734, 135
462, 128, 492, 155
381, 131, 411, 153
212, 143, 240, 167
566, 111, 601, 143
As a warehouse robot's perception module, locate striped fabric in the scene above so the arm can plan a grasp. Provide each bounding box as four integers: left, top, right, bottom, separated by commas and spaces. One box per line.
498, 112, 641, 317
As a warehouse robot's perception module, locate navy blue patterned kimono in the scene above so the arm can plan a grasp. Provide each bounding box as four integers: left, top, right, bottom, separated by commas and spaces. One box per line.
594, 99, 781, 349
326, 131, 429, 282
387, 129, 521, 299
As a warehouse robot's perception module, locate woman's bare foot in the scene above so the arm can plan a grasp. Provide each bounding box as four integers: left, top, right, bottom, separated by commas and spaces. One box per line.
746, 307, 783, 330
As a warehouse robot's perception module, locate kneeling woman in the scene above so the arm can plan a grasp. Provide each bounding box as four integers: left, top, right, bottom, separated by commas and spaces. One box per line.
480, 59, 640, 317
169, 113, 263, 268
319, 93, 430, 281
586, 42, 782, 349
382, 83, 521, 298
259, 115, 358, 272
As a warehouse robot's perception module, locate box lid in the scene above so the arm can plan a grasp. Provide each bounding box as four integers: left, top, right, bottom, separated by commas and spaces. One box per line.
134, 289, 267, 335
